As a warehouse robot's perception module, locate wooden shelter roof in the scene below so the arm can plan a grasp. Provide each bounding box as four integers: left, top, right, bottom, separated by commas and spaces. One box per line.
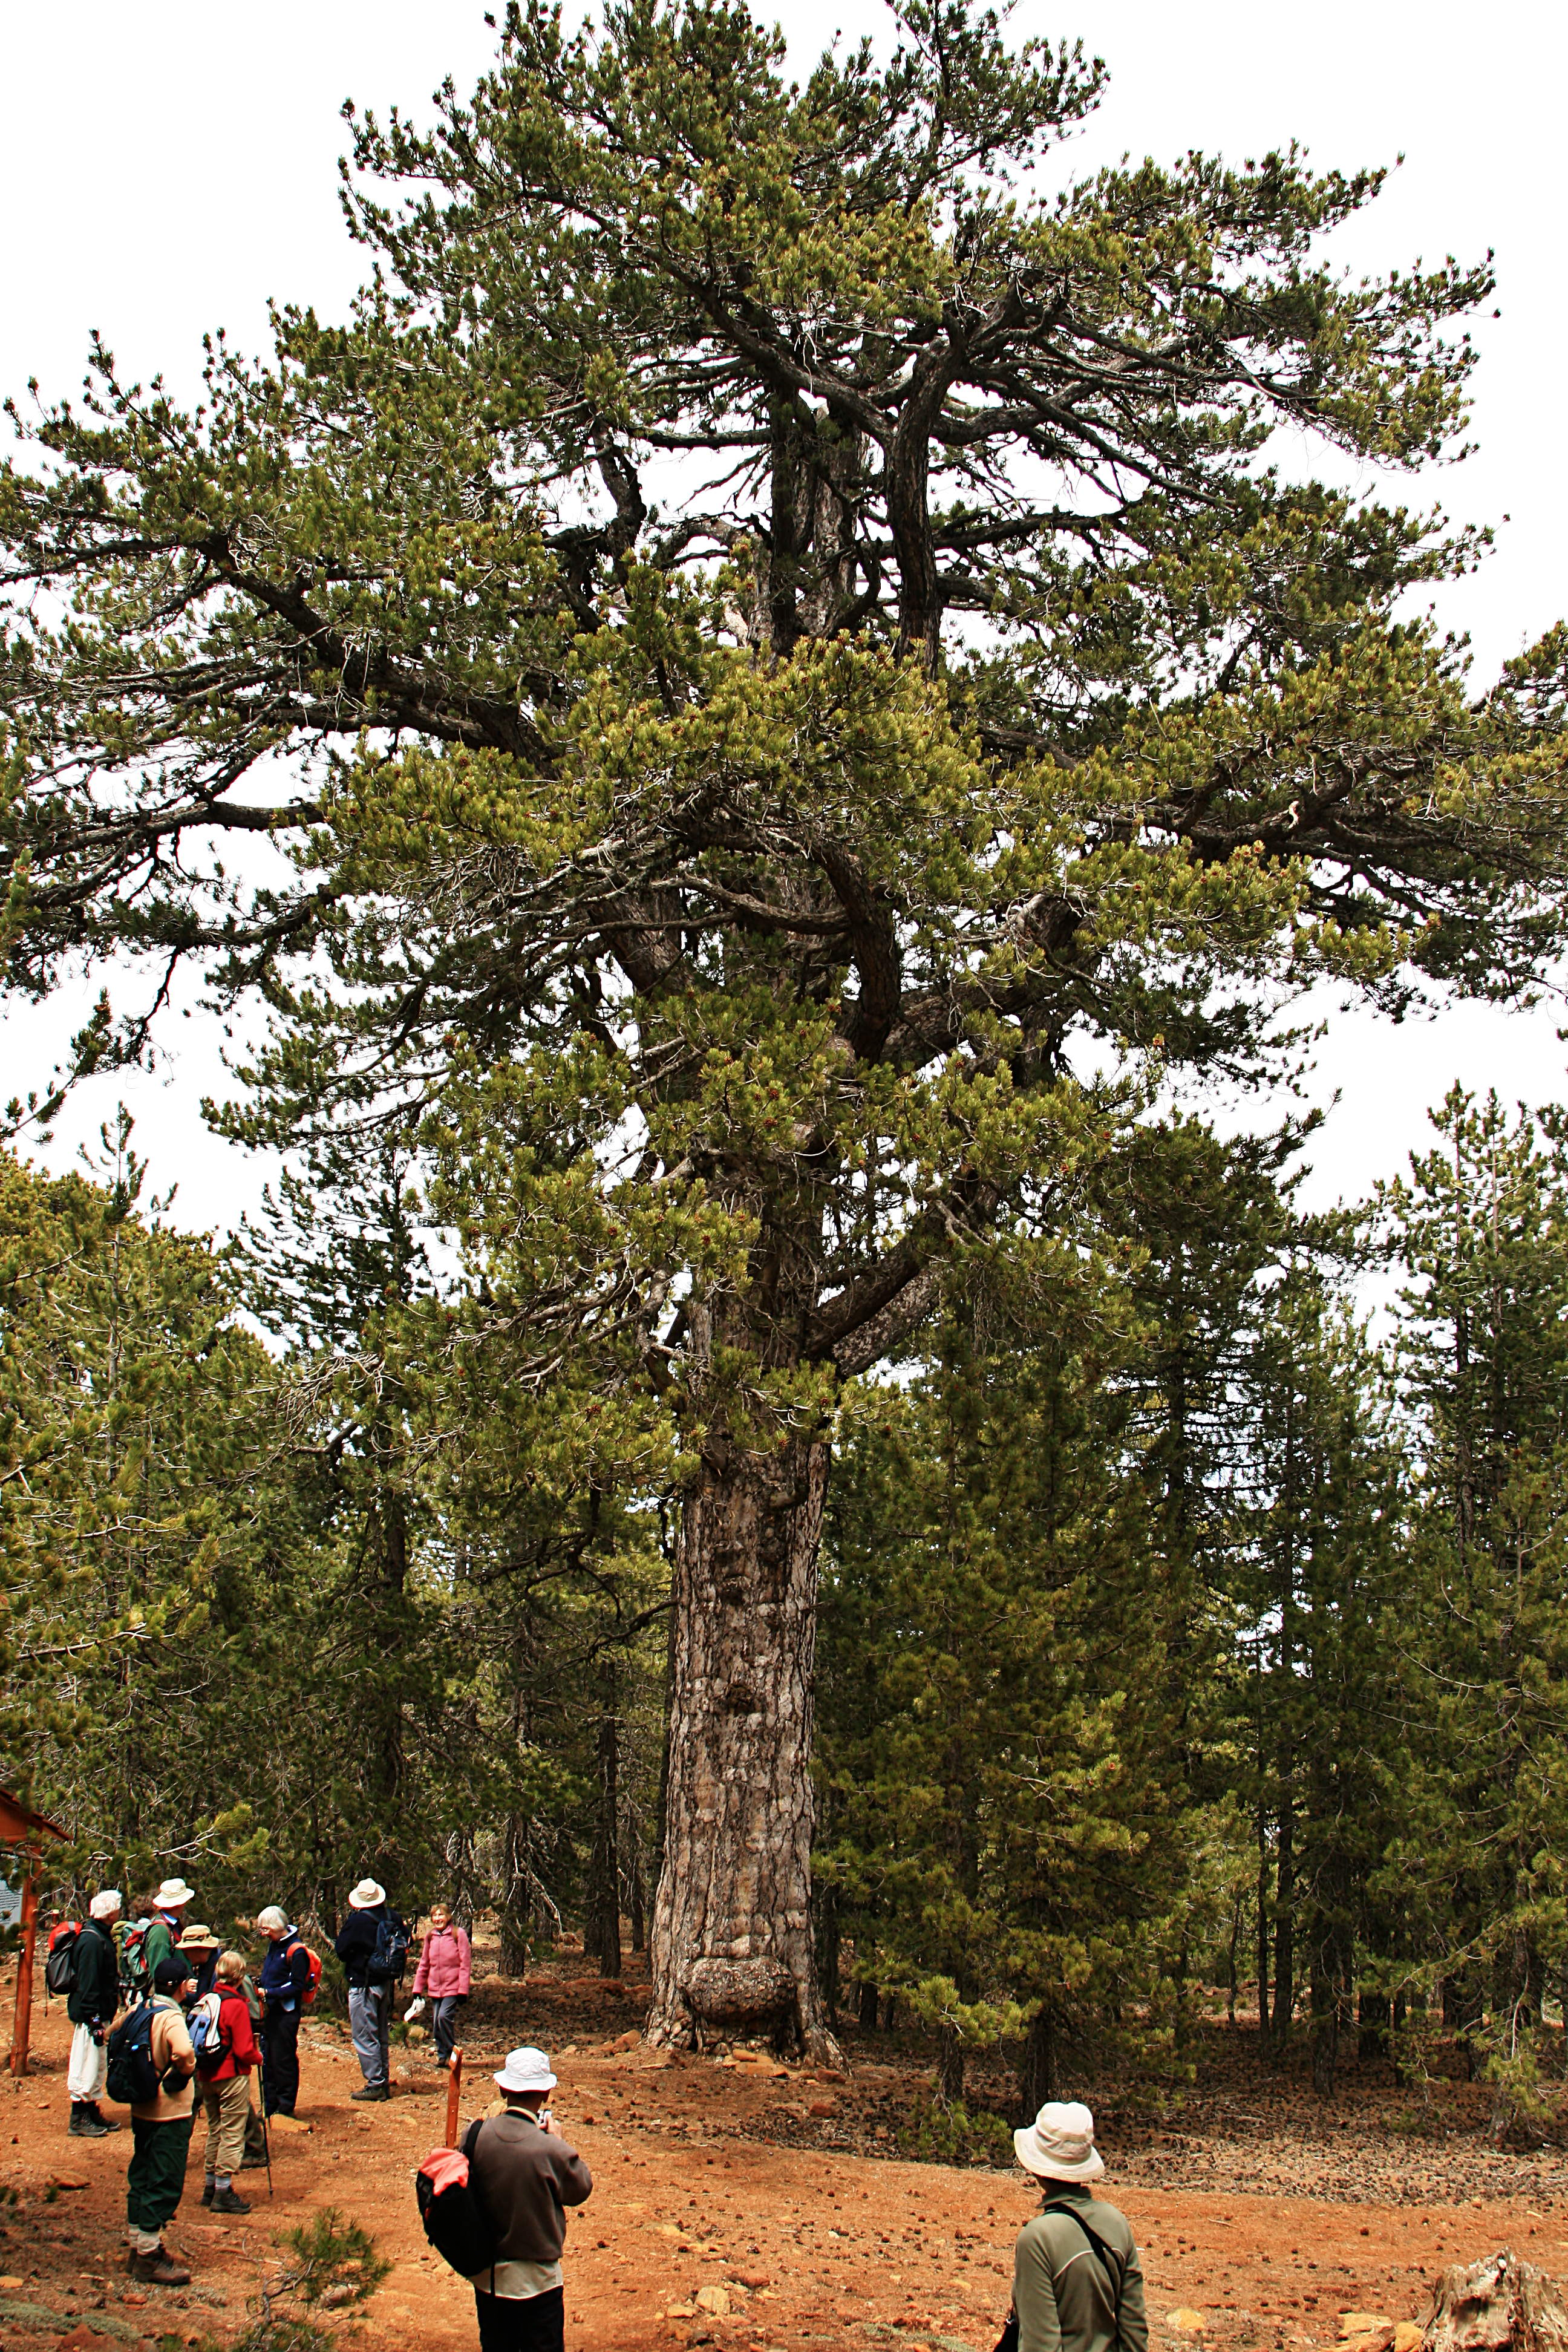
0, 1789, 67, 1846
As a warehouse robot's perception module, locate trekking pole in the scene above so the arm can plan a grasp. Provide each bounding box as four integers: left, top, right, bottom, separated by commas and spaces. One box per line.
445, 2047, 463, 2149
260, 2099, 274, 2198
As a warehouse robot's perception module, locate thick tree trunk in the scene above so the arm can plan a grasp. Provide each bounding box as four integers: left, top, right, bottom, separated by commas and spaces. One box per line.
646, 1433, 839, 2058
858, 1979, 880, 2034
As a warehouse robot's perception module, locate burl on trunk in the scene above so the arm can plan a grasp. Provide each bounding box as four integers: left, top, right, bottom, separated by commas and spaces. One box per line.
645, 1432, 839, 2059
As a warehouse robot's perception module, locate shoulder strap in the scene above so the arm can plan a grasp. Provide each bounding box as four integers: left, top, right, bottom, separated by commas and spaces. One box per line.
460, 2116, 485, 2160
1042, 2204, 1126, 2309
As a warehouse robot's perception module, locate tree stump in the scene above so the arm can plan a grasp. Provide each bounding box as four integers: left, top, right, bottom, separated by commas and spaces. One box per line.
1426, 2253, 1568, 2352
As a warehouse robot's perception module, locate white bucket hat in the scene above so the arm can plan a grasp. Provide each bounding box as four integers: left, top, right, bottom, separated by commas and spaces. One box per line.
494, 2045, 557, 2095
348, 1878, 387, 1910
154, 1877, 195, 1908
1013, 2099, 1106, 2183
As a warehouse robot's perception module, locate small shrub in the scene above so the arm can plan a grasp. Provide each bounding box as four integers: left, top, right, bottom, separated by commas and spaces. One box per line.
200, 2207, 391, 2351
897, 2089, 1014, 2167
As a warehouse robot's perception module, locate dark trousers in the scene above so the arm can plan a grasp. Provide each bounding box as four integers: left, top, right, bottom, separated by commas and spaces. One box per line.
126, 2113, 194, 2235
431, 1994, 465, 2065
262, 2003, 301, 2114
474, 2286, 564, 2352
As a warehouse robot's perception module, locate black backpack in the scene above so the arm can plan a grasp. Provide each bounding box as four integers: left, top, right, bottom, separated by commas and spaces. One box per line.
105, 2002, 162, 2106
44, 1926, 81, 1998
368, 1909, 411, 1985
416, 2122, 497, 2281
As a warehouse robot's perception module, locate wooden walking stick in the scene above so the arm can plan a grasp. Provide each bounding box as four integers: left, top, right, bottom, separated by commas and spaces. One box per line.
445, 2047, 463, 2148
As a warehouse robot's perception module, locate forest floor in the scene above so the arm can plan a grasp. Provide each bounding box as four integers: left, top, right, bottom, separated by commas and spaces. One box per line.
2, 1948, 1566, 2352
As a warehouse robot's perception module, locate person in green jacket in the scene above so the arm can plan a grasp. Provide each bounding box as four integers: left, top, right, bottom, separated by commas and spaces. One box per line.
139, 1877, 195, 1984
1007, 2101, 1148, 2352
67, 1889, 123, 2138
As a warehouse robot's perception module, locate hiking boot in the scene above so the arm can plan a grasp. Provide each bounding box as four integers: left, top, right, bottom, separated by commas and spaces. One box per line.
201, 2179, 215, 2206
350, 2083, 390, 2101
85, 2101, 120, 2132
129, 2247, 192, 2286
68, 2101, 110, 2137
211, 2186, 251, 2215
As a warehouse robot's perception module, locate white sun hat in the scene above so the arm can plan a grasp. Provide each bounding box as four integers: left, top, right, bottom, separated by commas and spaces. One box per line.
154, 1877, 195, 1908
348, 1878, 388, 1909
1013, 2099, 1106, 2183
494, 2045, 557, 2095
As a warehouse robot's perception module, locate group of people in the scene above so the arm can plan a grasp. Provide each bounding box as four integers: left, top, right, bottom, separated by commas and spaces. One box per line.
50, 1870, 465, 2286
48, 1875, 1148, 2352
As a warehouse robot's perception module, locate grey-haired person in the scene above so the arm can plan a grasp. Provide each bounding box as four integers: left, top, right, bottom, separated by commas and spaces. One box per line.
256, 1905, 312, 2115
67, 1889, 123, 2137
1004, 2100, 1148, 2352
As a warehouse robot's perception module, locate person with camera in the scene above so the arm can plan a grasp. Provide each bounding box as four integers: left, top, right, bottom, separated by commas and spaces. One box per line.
461, 2046, 592, 2352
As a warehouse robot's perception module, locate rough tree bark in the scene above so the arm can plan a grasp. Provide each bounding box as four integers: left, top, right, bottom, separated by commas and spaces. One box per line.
646, 1432, 838, 2058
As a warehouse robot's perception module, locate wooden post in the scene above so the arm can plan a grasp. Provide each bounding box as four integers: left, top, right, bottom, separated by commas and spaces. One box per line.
445, 2047, 463, 2148
8, 1859, 39, 2079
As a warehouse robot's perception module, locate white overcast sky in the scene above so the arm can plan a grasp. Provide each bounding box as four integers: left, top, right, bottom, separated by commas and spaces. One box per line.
3, 0, 1566, 1235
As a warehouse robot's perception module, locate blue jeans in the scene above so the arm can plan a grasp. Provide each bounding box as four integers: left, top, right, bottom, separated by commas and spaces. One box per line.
347, 1985, 390, 2089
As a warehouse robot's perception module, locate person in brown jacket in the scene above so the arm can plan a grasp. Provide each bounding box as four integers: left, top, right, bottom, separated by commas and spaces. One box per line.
125, 1956, 199, 2286
462, 2045, 592, 2352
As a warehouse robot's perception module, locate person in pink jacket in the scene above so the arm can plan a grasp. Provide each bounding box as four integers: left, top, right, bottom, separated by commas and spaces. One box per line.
411, 1905, 471, 2065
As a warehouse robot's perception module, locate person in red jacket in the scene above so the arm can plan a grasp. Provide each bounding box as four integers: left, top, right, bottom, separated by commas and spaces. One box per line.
411, 1903, 472, 2065
195, 1950, 261, 2214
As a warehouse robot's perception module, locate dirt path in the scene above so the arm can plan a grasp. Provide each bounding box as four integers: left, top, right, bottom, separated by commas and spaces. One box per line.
2, 1981, 1563, 2352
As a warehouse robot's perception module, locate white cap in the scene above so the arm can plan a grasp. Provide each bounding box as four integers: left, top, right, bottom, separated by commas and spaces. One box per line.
90, 1889, 122, 1920
1013, 2099, 1106, 2183
494, 2045, 557, 2094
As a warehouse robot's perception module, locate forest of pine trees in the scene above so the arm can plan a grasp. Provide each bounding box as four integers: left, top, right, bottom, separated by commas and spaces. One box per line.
5, 1079, 1566, 2133
5, 0, 1568, 2112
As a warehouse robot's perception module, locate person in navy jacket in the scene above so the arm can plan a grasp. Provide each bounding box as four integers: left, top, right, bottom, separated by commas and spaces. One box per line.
255, 1907, 311, 2118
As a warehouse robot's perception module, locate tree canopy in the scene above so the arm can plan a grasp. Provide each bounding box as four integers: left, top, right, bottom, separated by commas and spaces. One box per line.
4, 0, 1567, 2056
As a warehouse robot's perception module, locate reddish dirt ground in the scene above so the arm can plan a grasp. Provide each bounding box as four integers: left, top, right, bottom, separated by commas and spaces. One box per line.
2, 1953, 1564, 2352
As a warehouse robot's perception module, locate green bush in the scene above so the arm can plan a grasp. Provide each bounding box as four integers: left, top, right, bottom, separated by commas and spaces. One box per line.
897, 2089, 1014, 2168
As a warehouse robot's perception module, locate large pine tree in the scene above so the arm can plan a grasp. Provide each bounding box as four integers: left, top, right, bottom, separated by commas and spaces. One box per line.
5, 0, 1567, 2048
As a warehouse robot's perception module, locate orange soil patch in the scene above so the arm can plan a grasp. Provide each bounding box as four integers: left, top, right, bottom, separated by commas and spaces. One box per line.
2, 1970, 1563, 2352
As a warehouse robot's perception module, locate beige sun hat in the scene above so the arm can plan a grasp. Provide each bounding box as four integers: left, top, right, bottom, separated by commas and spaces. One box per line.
1013, 2099, 1106, 2183
180, 1921, 218, 1950
154, 1877, 195, 1908
348, 1878, 388, 1910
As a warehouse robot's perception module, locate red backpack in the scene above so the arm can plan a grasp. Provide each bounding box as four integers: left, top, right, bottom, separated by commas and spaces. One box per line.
288, 1939, 323, 2010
